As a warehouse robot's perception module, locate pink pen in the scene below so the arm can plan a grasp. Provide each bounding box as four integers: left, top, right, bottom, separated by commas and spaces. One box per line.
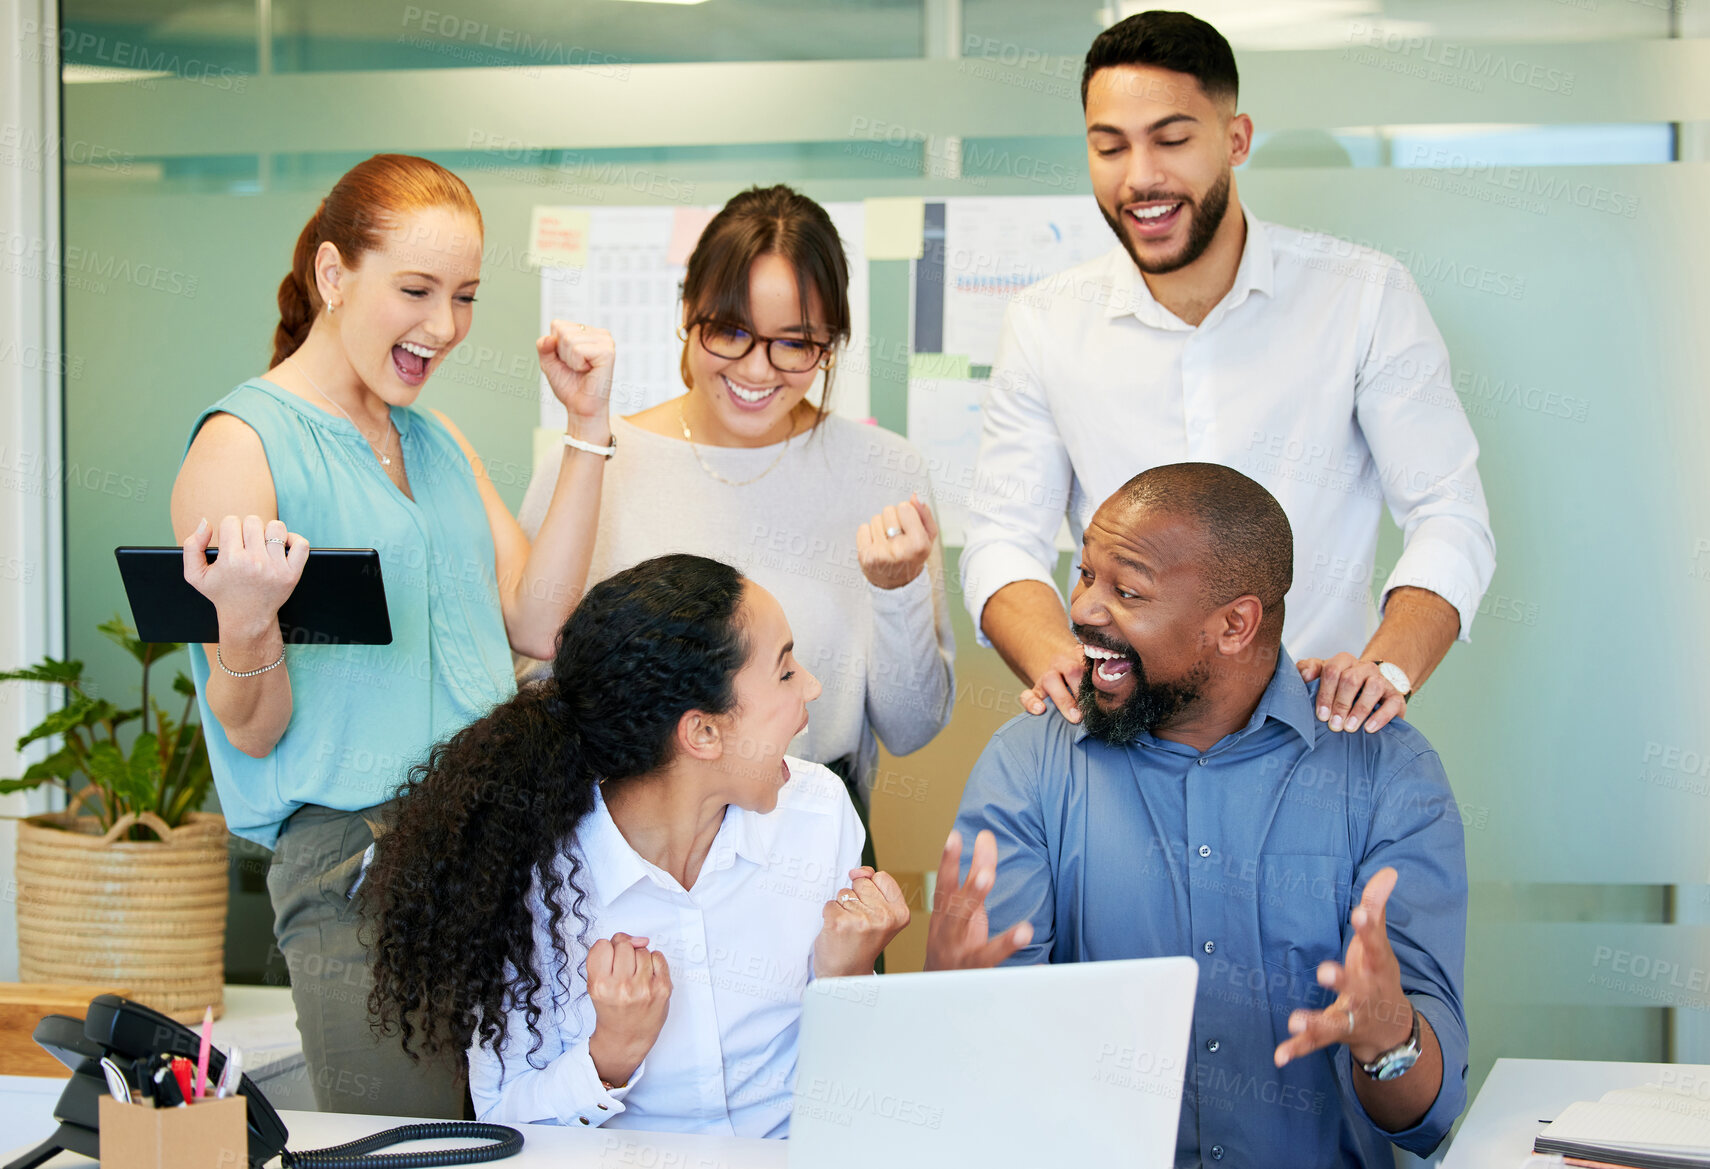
194, 1006, 213, 1099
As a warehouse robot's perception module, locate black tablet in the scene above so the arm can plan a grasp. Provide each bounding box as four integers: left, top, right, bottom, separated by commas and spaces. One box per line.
114, 546, 393, 646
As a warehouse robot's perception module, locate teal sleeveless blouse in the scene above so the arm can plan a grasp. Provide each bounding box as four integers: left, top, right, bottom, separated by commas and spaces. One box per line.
184, 380, 516, 847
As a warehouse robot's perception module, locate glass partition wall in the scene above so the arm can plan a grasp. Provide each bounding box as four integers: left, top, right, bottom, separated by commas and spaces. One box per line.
54, 0, 1710, 1131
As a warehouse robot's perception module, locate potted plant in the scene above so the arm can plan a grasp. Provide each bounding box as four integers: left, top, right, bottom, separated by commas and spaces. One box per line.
2, 617, 226, 1022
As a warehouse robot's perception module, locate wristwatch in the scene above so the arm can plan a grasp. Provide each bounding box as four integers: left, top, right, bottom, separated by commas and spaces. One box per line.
1359, 1004, 1421, 1081
1373, 660, 1413, 700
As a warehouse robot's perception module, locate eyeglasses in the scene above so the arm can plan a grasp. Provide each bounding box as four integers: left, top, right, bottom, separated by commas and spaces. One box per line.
693, 319, 831, 374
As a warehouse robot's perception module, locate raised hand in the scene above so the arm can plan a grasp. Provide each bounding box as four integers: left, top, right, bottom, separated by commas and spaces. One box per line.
856, 493, 939, 591
181, 515, 308, 644
813, 866, 912, 977
537, 320, 616, 439
586, 932, 672, 1088
1273, 867, 1414, 1069
924, 830, 1033, 971
1297, 653, 1407, 734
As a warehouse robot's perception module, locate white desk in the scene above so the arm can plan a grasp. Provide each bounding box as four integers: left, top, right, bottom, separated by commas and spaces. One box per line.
1, 1107, 788, 1168
1442, 1058, 1710, 1168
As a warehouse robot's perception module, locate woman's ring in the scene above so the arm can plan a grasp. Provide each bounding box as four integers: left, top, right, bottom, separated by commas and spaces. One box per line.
884, 526, 902, 539
839, 893, 859, 906
265, 537, 287, 547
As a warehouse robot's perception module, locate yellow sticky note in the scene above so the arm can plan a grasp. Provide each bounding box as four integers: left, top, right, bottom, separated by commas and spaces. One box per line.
527, 207, 591, 268
532, 427, 562, 475
865, 197, 926, 260
908, 353, 971, 380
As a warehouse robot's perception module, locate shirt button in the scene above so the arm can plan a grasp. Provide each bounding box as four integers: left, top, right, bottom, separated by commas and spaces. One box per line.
1196, 757, 1206, 766
1204, 940, 1216, 954
578, 1117, 590, 1126
1198, 844, 1211, 858
1206, 1038, 1220, 1053
1211, 1145, 1224, 1160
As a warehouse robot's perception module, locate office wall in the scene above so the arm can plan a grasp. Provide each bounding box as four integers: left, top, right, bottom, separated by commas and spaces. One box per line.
38, 0, 1710, 1117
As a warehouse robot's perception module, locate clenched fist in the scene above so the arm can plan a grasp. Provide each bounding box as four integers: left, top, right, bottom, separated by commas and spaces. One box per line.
856, 494, 938, 591
586, 932, 671, 1088
537, 320, 616, 442
813, 867, 911, 977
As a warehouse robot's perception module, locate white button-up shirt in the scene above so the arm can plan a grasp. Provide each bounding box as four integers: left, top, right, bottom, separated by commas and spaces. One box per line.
961, 209, 1496, 661
469, 759, 862, 1138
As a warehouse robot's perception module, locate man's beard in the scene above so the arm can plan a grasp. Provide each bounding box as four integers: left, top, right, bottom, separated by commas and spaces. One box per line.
1078, 652, 1209, 745
1099, 166, 1233, 276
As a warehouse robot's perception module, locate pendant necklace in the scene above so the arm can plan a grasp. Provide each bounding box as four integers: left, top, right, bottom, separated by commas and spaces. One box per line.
294, 359, 398, 467
677, 398, 794, 487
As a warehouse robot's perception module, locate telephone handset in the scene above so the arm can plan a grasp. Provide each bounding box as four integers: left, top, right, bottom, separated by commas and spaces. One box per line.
3, 994, 522, 1169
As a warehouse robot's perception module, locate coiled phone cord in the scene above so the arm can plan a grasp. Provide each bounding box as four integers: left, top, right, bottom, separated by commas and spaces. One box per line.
280, 1122, 523, 1168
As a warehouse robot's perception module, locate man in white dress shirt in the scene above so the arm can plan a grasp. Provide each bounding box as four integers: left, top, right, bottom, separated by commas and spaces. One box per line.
962, 10, 1495, 737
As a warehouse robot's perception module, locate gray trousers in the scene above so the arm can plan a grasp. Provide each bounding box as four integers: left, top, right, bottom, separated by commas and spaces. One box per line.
266, 802, 467, 1117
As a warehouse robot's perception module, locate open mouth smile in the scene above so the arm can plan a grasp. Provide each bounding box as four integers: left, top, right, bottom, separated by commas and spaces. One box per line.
391, 340, 439, 386
1081, 641, 1136, 691
722, 374, 782, 410
1125, 200, 1185, 239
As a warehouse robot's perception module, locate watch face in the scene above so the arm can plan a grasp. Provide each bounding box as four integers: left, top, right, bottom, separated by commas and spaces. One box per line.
1376, 661, 1411, 695
1371, 1049, 1420, 1081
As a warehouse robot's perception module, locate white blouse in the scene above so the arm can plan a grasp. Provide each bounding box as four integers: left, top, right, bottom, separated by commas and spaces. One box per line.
468, 759, 864, 1138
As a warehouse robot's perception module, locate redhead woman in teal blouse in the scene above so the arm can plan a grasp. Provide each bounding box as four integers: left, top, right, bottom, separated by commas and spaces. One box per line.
168, 155, 612, 1119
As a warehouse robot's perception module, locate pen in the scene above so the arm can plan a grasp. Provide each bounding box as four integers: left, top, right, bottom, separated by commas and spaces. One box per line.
133, 1058, 155, 1107
195, 1005, 213, 1099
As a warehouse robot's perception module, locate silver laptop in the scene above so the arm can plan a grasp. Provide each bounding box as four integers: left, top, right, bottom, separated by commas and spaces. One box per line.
789, 956, 1197, 1168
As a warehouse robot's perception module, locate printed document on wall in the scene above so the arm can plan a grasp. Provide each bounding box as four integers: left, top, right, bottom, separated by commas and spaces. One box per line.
905, 375, 988, 548
538, 206, 681, 429
941, 196, 1113, 366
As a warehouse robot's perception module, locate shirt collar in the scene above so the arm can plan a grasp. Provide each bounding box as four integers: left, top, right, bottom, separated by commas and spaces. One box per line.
1105, 205, 1275, 326
577, 785, 777, 907
1070, 645, 1317, 754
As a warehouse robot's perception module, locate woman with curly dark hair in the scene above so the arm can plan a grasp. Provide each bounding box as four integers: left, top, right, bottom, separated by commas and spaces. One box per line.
364, 553, 910, 1136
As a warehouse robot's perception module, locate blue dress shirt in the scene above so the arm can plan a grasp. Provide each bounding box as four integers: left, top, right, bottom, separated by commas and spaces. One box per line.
953, 649, 1468, 1167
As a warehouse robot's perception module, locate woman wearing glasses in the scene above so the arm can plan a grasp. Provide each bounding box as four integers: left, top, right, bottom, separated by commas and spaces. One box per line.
519, 185, 954, 834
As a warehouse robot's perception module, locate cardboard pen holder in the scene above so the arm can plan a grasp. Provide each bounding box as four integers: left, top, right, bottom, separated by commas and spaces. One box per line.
99, 1094, 248, 1169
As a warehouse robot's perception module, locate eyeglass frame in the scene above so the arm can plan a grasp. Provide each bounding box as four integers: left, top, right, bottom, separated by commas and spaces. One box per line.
685, 317, 836, 373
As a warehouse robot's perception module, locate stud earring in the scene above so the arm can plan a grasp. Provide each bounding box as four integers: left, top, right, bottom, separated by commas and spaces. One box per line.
326, 301, 336, 316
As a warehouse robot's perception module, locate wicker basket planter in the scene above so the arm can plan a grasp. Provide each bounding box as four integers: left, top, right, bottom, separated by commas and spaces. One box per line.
15, 809, 228, 1023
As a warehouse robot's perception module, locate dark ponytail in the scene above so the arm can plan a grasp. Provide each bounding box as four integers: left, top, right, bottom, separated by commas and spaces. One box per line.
365, 554, 750, 1065
269, 153, 484, 369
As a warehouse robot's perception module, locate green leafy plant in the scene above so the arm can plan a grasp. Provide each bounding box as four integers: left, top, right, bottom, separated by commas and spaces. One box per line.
1, 616, 212, 840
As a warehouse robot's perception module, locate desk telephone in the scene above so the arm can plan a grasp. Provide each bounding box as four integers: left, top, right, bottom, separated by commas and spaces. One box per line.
4, 994, 522, 1168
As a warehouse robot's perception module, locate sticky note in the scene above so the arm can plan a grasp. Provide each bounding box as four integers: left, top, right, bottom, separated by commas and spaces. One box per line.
527, 207, 591, 268
667, 206, 718, 266
532, 427, 562, 475
865, 197, 926, 260
908, 353, 971, 380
